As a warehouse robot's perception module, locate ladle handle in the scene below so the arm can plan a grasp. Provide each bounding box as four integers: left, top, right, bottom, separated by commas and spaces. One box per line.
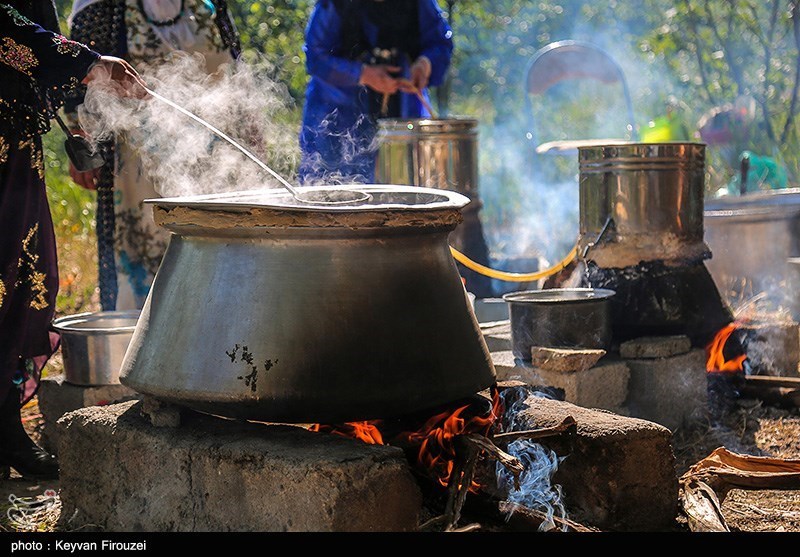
144, 87, 300, 198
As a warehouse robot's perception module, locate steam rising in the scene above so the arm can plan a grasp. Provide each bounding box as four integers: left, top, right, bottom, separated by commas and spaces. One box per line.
79, 54, 299, 198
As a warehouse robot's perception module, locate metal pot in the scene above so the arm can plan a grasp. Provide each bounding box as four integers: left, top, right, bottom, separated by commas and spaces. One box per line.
119, 185, 496, 423
579, 142, 708, 268
705, 189, 800, 307
502, 288, 615, 361
52, 311, 139, 386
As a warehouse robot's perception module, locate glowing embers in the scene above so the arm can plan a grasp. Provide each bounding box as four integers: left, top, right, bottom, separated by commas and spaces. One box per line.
309, 421, 384, 445
706, 322, 747, 373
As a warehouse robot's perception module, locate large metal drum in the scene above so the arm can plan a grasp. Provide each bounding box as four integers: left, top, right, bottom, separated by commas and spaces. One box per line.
119, 185, 496, 423
375, 118, 479, 199
579, 142, 708, 268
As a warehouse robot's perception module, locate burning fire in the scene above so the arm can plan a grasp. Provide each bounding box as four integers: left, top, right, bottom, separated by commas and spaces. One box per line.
308, 421, 384, 445
396, 392, 502, 489
309, 390, 502, 490
706, 322, 747, 373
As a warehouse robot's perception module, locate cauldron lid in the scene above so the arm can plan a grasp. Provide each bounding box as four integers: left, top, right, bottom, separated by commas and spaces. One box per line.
147, 184, 469, 213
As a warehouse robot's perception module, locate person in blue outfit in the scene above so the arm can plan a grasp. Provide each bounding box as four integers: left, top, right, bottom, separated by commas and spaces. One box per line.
299, 0, 453, 184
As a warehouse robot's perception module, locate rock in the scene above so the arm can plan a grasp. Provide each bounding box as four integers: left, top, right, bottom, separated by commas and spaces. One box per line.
57, 401, 422, 532
481, 321, 512, 353
530, 346, 606, 373
502, 394, 678, 531
620, 335, 691, 359
37, 375, 138, 454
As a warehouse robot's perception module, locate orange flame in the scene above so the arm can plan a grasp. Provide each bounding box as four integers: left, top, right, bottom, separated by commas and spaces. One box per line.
396, 391, 502, 489
706, 323, 746, 373
309, 421, 384, 445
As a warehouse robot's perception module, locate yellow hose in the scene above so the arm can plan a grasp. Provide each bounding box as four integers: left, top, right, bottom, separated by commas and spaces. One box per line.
450, 244, 579, 282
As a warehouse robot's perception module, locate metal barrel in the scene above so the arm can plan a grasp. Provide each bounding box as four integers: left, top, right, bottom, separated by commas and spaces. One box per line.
578, 142, 706, 259
375, 118, 479, 201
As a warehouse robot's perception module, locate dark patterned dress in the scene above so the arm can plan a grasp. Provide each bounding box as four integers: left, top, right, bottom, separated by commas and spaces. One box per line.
0, 1, 99, 405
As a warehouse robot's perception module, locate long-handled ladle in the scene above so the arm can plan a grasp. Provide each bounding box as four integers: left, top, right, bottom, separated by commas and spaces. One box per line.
144, 87, 371, 205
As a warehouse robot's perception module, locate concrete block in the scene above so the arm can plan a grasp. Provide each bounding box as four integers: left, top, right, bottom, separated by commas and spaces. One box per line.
620, 335, 691, 359
530, 346, 606, 373
37, 375, 138, 454
505, 394, 678, 531
492, 350, 629, 412
57, 401, 422, 532
624, 348, 708, 431
482, 321, 511, 353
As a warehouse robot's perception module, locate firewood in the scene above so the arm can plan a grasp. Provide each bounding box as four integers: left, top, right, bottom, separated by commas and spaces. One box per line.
463, 497, 598, 532
744, 375, 800, 389
464, 434, 524, 488
443, 436, 480, 531
492, 416, 577, 444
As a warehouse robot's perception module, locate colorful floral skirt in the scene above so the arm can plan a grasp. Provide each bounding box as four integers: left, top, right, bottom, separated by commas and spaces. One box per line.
0, 136, 59, 405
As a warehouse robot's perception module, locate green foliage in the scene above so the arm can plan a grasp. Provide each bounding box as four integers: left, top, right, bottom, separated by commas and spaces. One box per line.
43, 129, 99, 315
227, 0, 313, 99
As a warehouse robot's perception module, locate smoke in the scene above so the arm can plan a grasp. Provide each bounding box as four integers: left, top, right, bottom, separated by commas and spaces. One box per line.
495, 386, 567, 531
78, 53, 299, 198
496, 440, 566, 532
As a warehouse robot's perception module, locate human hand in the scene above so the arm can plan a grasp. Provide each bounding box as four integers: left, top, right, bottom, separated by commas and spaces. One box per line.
359, 64, 402, 95
69, 160, 100, 190
410, 56, 431, 91
84, 56, 149, 99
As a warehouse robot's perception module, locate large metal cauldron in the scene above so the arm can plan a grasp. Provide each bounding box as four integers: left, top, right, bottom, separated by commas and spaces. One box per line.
119, 185, 496, 423
579, 142, 708, 268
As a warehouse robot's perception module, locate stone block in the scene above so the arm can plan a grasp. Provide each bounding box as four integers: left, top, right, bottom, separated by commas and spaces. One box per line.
530, 346, 606, 373
492, 350, 629, 412
37, 374, 138, 454
620, 335, 691, 359
57, 401, 422, 532
507, 395, 678, 531
482, 321, 511, 353
624, 348, 708, 431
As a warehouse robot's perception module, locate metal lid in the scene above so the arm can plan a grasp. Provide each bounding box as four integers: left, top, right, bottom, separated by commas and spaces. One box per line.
150, 184, 469, 213
377, 117, 478, 134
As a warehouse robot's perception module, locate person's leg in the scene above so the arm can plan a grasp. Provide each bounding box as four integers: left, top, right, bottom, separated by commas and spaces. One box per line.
0, 138, 59, 479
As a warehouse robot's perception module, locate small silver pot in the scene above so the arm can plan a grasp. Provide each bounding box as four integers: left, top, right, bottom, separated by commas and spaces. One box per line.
52, 311, 140, 386
503, 288, 615, 361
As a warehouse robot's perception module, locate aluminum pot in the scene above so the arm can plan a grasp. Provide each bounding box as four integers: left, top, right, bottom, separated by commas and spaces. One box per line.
119, 185, 496, 423
579, 142, 708, 268
502, 288, 615, 361
52, 311, 139, 386
705, 189, 800, 307
375, 118, 479, 200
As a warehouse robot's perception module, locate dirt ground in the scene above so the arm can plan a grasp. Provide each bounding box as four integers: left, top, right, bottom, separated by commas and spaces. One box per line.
672, 397, 800, 532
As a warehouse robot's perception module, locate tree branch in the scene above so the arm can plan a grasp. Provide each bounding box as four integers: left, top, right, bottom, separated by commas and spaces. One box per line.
683, 0, 718, 106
